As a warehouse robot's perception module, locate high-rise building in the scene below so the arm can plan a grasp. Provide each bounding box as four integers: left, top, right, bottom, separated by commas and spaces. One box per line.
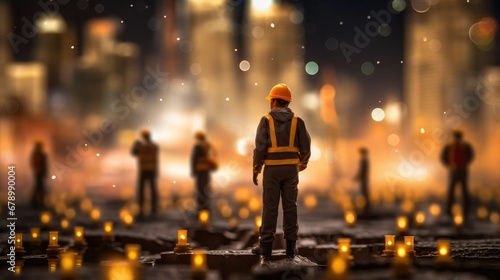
404, 0, 489, 138
0, 0, 11, 109
6, 63, 47, 115
186, 0, 238, 124
245, 1, 305, 125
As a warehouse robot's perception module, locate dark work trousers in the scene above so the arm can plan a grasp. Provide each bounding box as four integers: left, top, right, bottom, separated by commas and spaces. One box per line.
138, 171, 158, 214
261, 165, 299, 243
446, 168, 470, 218
360, 179, 370, 213
195, 170, 211, 211
31, 175, 46, 210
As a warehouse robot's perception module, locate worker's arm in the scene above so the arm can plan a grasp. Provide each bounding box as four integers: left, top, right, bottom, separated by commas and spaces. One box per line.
297, 117, 311, 171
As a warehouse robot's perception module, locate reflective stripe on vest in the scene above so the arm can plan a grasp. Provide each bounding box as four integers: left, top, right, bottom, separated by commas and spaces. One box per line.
263, 114, 300, 165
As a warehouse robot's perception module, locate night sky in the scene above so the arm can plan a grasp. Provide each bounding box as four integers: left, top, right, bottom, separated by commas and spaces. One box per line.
6, 0, 500, 106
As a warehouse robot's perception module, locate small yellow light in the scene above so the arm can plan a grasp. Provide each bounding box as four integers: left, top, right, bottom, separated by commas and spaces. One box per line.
255, 216, 262, 234
385, 235, 395, 251
178, 229, 188, 245
437, 239, 450, 257
337, 238, 351, 259
329, 253, 348, 276
90, 208, 101, 222
344, 210, 356, 227
199, 210, 209, 228
415, 212, 425, 226
60, 252, 76, 274
229, 217, 238, 229
40, 211, 51, 226
104, 221, 113, 236
124, 214, 134, 226
429, 203, 441, 217
31, 228, 40, 241
191, 249, 207, 274
125, 244, 141, 261
74, 226, 84, 245
404, 236, 414, 252
397, 216, 408, 233
396, 242, 406, 258
49, 231, 59, 246
15, 233, 23, 249
454, 215, 463, 228
239, 208, 250, 219
61, 219, 70, 229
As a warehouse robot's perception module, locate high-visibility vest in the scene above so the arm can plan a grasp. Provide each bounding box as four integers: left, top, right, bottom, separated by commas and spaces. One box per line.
263, 114, 301, 165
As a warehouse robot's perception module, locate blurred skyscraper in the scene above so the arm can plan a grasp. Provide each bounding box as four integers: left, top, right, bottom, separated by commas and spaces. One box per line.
245, 0, 305, 123
404, 0, 490, 138
0, 0, 11, 110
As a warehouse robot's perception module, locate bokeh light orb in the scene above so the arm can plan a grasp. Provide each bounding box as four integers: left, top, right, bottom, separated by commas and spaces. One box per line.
305, 61, 319, 75
239, 60, 251, 71
387, 134, 400, 146
411, 0, 431, 13
361, 62, 375, 75
392, 0, 407, 12
371, 108, 385, 122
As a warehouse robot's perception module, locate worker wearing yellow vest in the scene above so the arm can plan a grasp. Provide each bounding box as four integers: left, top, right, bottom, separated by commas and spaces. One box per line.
252, 83, 311, 263
132, 129, 160, 217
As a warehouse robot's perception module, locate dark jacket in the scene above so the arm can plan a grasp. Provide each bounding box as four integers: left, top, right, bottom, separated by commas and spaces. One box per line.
31, 149, 47, 176
440, 141, 474, 169
253, 107, 311, 173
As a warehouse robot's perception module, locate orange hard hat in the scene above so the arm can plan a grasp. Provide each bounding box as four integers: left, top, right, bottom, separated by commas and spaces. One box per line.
265, 83, 293, 102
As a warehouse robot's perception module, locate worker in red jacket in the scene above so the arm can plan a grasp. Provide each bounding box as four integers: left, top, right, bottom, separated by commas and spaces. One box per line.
252, 83, 311, 263
440, 129, 474, 223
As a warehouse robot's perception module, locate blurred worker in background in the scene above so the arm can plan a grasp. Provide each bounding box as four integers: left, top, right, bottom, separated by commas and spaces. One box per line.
132, 129, 159, 218
31, 139, 48, 210
440, 129, 474, 224
355, 147, 370, 216
191, 131, 218, 214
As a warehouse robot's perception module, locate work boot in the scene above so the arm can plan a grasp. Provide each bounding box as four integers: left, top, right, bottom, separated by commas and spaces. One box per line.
259, 242, 273, 265
251, 243, 260, 255
286, 240, 298, 259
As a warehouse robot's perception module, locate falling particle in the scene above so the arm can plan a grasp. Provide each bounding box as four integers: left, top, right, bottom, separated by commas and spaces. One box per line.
395, 150, 398, 153
163, 15, 166, 18
130, 4, 133, 7
181, 83, 185, 85
401, 60, 404, 64
159, 98, 163, 101
71, 45, 75, 49
148, 120, 150, 122
444, 112, 447, 114
176, 37, 180, 41
376, 61, 380, 64
367, 16, 371, 19
225, 97, 230, 101
301, 46, 305, 49
234, 48, 238, 52
255, 83, 258, 86
120, 20, 124, 23
112, 185, 116, 188
51, 175, 56, 180
96, 153, 100, 157
423, 36, 428, 42
271, 58, 274, 60
145, 5, 148, 8
173, 181, 176, 184
340, 21, 343, 25
378, 100, 381, 103
85, 143, 88, 147
270, 23, 275, 28
420, 128, 425, 134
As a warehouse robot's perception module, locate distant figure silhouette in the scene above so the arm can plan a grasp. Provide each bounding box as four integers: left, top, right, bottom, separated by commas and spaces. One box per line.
190, 131, 217, 213
132, 130, 159, 217
355, 147, 370, 215
30, 140, 47, 210
440, 130, 474, 221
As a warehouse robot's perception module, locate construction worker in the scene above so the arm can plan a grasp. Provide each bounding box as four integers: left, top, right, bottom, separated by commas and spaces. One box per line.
252, 83, 311, 263
190, 131, 217, 213
440, 129, 474, 223
30, 140, 47, 210
132, 129, 159, 217
355, 147, 370, 215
